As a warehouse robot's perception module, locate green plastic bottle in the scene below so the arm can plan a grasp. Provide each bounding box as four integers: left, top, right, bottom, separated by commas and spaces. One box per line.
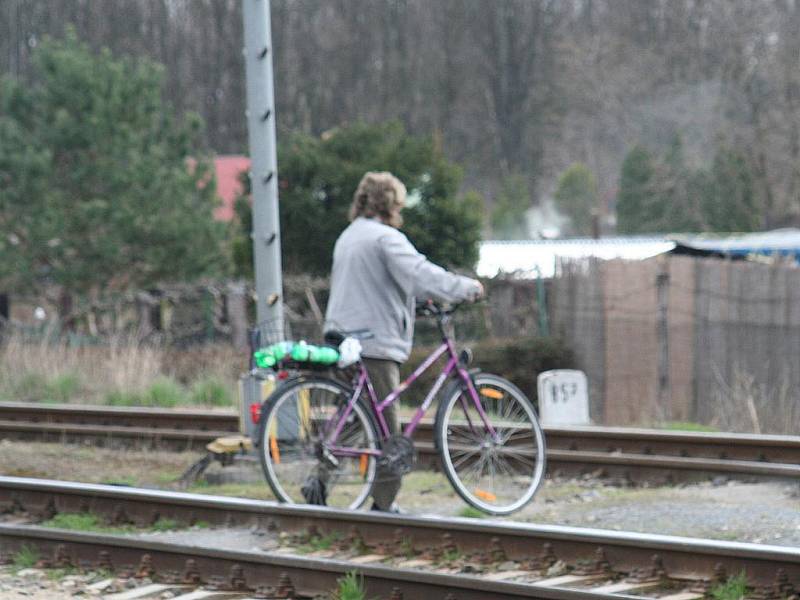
309, 345, 339, 365
254, 341, 293, 368
253, 349, 274, 368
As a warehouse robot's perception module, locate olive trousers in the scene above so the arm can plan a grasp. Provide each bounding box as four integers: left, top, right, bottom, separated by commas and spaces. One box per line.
363, 357, 402, 510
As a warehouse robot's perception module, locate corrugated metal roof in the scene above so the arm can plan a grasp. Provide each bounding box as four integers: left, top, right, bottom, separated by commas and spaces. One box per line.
478, 230, 800, 278
673, 228, 800, 257
477, 238, 676, 278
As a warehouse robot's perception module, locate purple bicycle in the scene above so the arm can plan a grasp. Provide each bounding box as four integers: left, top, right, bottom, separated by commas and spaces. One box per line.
256, 300, 546, 515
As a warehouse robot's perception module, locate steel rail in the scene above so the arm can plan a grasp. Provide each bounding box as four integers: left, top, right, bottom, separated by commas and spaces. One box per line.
0, 524, 648, 600
0, 402, 235, 430
1, 476, 798, 589
1, 402, 799, 480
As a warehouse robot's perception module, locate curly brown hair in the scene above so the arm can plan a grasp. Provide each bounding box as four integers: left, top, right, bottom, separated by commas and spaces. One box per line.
348, 171, 407, 228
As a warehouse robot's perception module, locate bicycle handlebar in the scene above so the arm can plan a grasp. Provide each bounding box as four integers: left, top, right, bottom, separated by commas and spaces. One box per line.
415, 297, 483, 319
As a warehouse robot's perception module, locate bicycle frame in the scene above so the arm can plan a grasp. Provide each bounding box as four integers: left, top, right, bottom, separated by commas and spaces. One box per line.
324, 333, 498, 459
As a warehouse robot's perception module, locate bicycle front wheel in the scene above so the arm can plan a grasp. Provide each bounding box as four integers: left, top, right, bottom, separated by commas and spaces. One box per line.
258, 376, 379, 510
435, 373, 546, 515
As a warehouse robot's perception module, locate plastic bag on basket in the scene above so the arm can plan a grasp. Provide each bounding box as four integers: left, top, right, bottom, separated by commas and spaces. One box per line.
337, 337, 362, 368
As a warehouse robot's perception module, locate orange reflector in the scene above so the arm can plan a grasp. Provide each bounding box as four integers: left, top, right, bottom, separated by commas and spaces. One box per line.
269, 435, 280, 465
359, 453, 368, 478
479, 388, 503, 400
474, 488, 497, 502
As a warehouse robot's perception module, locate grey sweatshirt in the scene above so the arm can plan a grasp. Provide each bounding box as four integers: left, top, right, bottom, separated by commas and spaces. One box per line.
325, 217, 481, 363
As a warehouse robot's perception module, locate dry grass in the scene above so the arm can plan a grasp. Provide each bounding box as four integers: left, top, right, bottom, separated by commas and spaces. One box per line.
710, 364, 800, 435
0, 329, 246, 407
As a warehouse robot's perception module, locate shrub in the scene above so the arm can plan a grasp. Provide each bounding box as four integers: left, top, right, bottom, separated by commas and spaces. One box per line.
45, 373, 81, 403
105, 376, 187, 408
190, 377, 234, 407
105, 389, 144, 407
143, 377, 187, 408
471, 336, 574, 402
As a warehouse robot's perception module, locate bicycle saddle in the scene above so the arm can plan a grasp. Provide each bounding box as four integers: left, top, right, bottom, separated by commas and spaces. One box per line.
323, 329, 374, 346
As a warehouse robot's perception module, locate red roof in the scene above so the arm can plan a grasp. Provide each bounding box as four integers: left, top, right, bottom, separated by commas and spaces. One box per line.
214, 155, 251, 221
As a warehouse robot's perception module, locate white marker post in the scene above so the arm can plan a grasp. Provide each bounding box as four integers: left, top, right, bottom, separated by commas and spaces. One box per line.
537, 370, 590, 426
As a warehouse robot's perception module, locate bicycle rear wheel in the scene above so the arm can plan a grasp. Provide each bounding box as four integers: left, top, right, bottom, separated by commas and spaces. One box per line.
258, 376, 379, 510
435, 373, 546, 515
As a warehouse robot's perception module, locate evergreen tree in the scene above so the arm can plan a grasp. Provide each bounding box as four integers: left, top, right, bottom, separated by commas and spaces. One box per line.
616, 146, 655, 234
0, 30, 224, 314
230, 173, 254, 280
554, 163, 597, 236
650, 135, 704, 233
701, 147, 760, 232
231, 121, 484, 276
490, 173, 530, 239
616, 138, 760, 235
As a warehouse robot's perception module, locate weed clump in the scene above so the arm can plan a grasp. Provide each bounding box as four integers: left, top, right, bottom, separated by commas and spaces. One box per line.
457, 506, 485, 519
11, 545, 39, 572
334, 571, 366, 600
711, 572, 748, 600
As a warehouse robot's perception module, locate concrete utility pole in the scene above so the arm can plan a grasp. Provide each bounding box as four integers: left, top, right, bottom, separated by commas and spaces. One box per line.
242, 0, 284, 329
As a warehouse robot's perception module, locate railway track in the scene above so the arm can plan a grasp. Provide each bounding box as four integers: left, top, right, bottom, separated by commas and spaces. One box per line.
1, 402, 799, 482
1, 475, 799, 599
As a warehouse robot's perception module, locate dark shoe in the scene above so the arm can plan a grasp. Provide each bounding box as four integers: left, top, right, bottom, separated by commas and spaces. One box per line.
301, 476, 327, 505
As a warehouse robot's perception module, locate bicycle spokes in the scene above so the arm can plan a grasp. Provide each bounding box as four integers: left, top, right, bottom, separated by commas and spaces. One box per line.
261, 380, 379, 509
438, 375, 545, 515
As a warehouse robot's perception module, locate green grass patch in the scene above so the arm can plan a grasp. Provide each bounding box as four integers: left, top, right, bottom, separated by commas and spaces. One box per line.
150, 518, 179, 532
45, 373, 81, 403
662, 421, 718, 433
46, 567, 78, 581
189, 377, 233, 407
399, 536, 415, 558
711, 572, 748, 600
41, 512, 188, 534
12, 545, 39, 571
41, 512, 133, 534
457, 506, 485, 519
105, 376, 232, 408
298, 531, 340, 554
155, 471, 182, 485
399, 471, 452, 494
106, 376, 187, 408
8, 372, 81, 403
188, 481, 274, 500
105, 389, 145, 406
143, 377, 187, 407
442, 548, 462, 562
334, 571, 366, 600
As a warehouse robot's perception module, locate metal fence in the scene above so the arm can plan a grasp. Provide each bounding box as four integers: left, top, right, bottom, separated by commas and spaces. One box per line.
551, 255, 800, 433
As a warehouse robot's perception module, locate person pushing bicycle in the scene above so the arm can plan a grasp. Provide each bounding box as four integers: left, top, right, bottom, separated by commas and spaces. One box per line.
324, 171, 484, 512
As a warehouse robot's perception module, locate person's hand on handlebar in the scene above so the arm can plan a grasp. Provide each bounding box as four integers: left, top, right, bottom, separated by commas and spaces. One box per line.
472, 280, 485, 301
